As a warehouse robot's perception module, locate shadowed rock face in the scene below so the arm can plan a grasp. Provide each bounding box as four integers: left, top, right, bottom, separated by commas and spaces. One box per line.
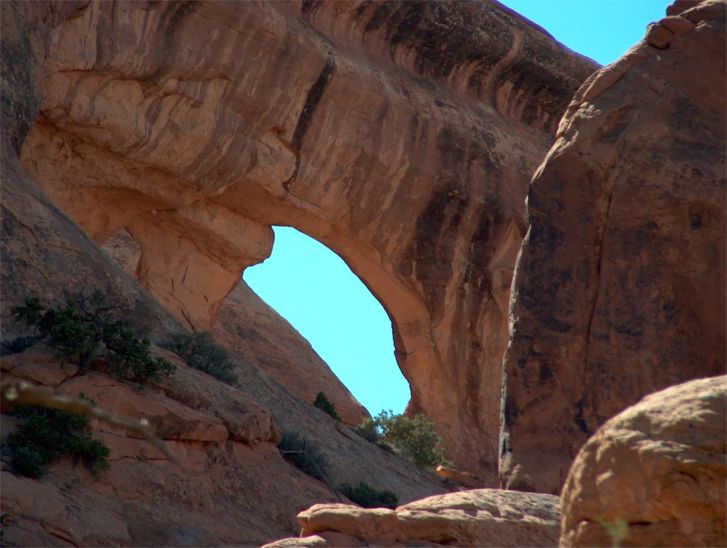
500, 0, 726, 494
15, 0, 596, 479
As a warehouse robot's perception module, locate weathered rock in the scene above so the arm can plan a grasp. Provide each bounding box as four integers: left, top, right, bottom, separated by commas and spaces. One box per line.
214, 281, 370, 427
500, 0, 726, 493
1, 1, 458, 544
16, 0, 596, 480
266, 489, 561, 547
560, 376, 727, 547
102, 229, 370, 428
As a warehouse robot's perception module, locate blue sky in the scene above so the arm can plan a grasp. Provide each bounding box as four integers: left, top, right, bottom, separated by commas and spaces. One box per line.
243, 0, 671, 417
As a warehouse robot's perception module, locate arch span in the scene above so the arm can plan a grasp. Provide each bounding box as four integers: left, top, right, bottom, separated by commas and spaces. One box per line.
18, 0, 594, 481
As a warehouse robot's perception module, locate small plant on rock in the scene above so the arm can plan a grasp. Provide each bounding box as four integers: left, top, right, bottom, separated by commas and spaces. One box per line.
339, 481, 398, 509
355, 410, 451, 470
277, 431, 329, 482
163, 331, 239, 386
1, 405, 110, 478
11, 291, 174, 384
313, 391, 340, 420
353, 417, 379, 442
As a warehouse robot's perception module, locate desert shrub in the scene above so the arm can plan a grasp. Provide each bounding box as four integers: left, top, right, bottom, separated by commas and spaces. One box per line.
358, 411, 451, 470
353, 417, 379, 442
313, 391, 339, 420
2, 405, 110, 478
11, 292, 174, 384
163, 331, 239, 386
339, 481, 398, 509
277, 431, 328, 482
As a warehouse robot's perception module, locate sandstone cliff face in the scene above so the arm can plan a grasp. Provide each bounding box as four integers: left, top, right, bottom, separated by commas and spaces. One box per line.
0, 3, 451, 543
560, 376, 726, 547
500, 0, 726, 493
15, 0, 596, 480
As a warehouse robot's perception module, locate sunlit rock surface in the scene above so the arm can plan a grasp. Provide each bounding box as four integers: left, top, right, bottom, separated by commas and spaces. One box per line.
264, 488, 561, 547
15, 0, 595, 480
560, 376, 727, 547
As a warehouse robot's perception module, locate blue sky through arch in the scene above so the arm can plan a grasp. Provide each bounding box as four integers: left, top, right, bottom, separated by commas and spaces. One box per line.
243, 226, 410, 415
243, 1, 671, 416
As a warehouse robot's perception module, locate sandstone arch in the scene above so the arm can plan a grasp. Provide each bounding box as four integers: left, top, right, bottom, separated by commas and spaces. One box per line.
18, 0, 596, 481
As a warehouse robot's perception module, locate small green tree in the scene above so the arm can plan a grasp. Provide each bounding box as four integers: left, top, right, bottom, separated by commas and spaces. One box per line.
313, 391, 340, 420
357, 411, 451, 470
163, 331, 239, 386
11, 292, 174, 384
2, 405, 110, 478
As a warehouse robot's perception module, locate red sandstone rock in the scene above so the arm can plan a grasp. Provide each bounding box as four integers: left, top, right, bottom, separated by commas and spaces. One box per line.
14, 0, 595, 481
102, 229, 370, 427
500, 0, 726, 493
266, 489, 561, 547
560, 376, 727, 547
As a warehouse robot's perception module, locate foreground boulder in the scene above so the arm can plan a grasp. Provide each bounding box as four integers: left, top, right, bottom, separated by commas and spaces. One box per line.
264, 489, 560, 547
560, 375, 727, 547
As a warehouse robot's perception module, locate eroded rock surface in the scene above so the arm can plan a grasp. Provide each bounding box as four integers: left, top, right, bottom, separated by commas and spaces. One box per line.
102, 229, 370, 427
0, 345, 446, 545
264, 489, 561, 547
15, 0, 596, 480
560, 376, 727, 547
500, 0, 726, 493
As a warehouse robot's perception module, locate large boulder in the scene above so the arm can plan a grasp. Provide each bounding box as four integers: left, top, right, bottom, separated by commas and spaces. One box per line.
560, 375, 726, 547
264, 488, 561, 547
500, 0, 726, 493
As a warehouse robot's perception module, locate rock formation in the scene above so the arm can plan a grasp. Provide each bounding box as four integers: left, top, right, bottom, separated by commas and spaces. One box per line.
265, 489, 561, 547
12, 0, 596, 481
102, 229, 370, 426
560, 375, 726, 547
0, 343, 445, 545
5, 0, 723, 544
500, 0, 726, 493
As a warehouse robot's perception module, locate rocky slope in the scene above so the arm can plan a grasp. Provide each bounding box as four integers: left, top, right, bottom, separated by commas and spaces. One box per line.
560, 375, 726, 547
3, 0, 724, 545
11, 0, 596, 481
103, 228, 370, 427
500, 0, 726, 493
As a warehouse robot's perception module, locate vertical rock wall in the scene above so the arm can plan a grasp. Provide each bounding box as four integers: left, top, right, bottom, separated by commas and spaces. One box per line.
500, 0, 726, 493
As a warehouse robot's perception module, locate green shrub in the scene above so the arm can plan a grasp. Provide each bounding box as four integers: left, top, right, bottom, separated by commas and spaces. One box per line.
277, 431, 328, 482
163, 331, 239, 386
339, 481, 398, 509
357, 411, 450, 470
2, 405, 110, 478
11, 292, 174, 384
354, 417, 379, 442
313, 391, 340, 420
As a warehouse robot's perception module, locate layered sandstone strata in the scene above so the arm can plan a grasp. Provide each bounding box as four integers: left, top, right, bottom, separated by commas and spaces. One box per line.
16, 0, 595, 479
265, 488, 561, 547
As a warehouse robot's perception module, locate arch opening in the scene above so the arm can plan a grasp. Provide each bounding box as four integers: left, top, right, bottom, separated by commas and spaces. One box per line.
244, 226, 411, 416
